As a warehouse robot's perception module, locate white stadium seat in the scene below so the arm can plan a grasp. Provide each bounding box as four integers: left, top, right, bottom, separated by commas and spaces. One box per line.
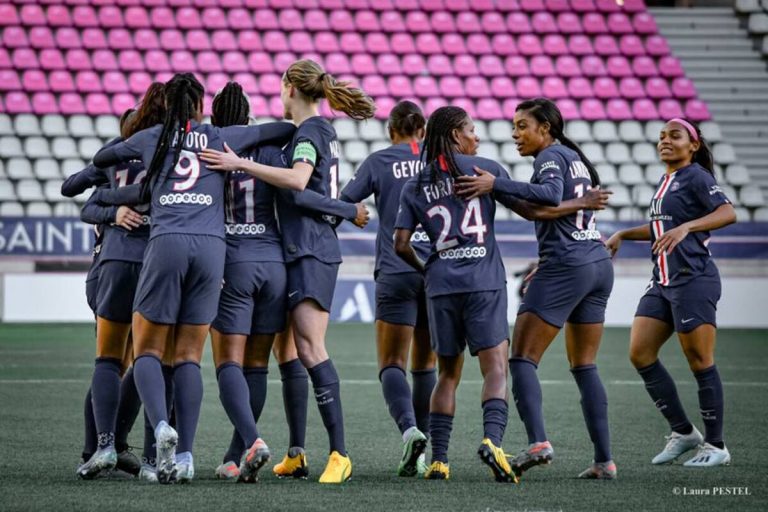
34, 158, 61, 180
359, 119, 384, 141
644, 121, 665, 142
26, 202, 53, 217
79, 137, 104, 160
344, 141, 369, 164
644, 163, 665, 184
734, 206, 751, 221
14, 114, 41, 136
605, 142, 631, 164
477, 142, 499, 161
739, 185, 765, 208
488, 120, 513, 142
62, 159, 87, 178
0, 136, 25, 157
16, 179, 45, 202
68, 115, 95, 138
44, 179, 65, 202
632, 184, 655, 206
581, 143, 605, 163
632, 143, 657, 165
699, 122, 722, 142
592, 121, 618, 143
617, 206, 645, 221
0, 201, 24, 216
54, 201, 81, 217
753, 207, 768, 221
565, 120, 591, 142
52, 137, 80, 159
24, 136, 52, 159
0, 179, 17, 201
7, 158, 34, 179
96, 115, 121, 138
41, 115, 69, 137
473, 120, 488, 141
725, 164, 751, 186
0, 114, 13, 136
369, 140, 389, 153
618, 163, 646, 185
618, 121, 645, 143
333, 119, 357, 141
713, 143, 737, 164
596, 164, 618, 185
607, 184, 632, 207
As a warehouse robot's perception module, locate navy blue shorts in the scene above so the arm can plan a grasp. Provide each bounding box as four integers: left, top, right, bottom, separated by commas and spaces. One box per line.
427, 289, 509, 357
375, 271, 428, 328
96, 260, 142, 324
286, 256, 339, 312
519, 258, 614, 328
635, 274, 721, 333
212, 261, 287, 335
86, 276, 99, 315
133, 234, 226, 325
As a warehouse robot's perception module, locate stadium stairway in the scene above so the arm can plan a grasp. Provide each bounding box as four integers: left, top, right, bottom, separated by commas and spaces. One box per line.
651, 6, 768, 192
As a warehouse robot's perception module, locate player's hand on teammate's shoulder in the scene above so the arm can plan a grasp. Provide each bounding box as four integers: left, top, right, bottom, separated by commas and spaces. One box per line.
455, 166, 495, 200
200, 143, 241, 171
581, 187, 612, 211
353, 203, 370, 228
114, 206, 143, 231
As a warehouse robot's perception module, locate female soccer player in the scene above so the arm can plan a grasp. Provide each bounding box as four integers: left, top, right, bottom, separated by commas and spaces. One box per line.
606, 118, 736, 467
201, 59, 374, 483
339, 100, 436, 477
393, 106, 518, 483
92, 73, 294, 483
456, 98, 616, 479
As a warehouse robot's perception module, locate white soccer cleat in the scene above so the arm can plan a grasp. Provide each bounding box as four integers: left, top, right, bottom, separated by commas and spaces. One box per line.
651, 426, 703, 464
76, 446, 117, 480
683, 443, 731, 467
176, 451, 194, 483
154, 421, 178, 484
138, 459, 159, 483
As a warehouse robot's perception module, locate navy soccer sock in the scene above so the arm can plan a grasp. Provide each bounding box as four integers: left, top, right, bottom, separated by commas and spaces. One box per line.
244, 366, 269, 424
510, 357, 548, 444
142, 412, 155, 463
115, 366, 142, 452
224, 429, 245, 465
279, 359, 308, 449
82, 388, 97, 460
429, 413, 454, 464
174, 361, 204, 454
571, 364, 612, 463
482, 398, 508, 446
637, 360, 693, 435
308, 359, 346, 455
91, 357, 122, 449
411, 368, 436, 436
380, 365, 417, 435
694, 365, 724, 448
133, 355, 168, 429
216, 362, 259, 448
162, 364, 174, 418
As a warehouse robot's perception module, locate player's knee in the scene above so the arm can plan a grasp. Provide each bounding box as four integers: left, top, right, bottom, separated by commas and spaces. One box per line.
682, 348, 713, 372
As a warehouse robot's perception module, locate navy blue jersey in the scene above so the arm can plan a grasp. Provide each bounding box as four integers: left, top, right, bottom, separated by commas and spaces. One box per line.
99, 158, 150, 263
497, 145, 610, 268
341, 142, 431, 275
93, 121, 294, 240
276, 117, 344, 263
224, 144, 285, 264
648, 163, 731, 286
395, 154, 507, 298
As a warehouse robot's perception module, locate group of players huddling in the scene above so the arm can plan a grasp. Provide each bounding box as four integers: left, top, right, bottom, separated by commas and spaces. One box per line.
62, 58, 736, 485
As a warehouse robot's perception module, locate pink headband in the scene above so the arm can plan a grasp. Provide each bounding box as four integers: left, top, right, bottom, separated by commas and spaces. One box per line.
668, 118, 699, 141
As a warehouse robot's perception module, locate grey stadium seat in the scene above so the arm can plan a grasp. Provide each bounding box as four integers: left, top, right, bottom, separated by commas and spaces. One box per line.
725, 164, 750, 186
52, 137, 80, 159
369, 140, 389, 153
62, 159, 87, 178
44, 179, 65, 202
595, 164, 618, 185
24, 136, 52, 159
0, 202, 24, 216
7, 158, 33, 179
581, 143, 605, 163
500, 142, 525, 164
753, 207, 768, 221
513, 163, 532, 182
79, 137, 105, 160
16, 179, 45, 202
488, 120, 513, 142
0, 136, 25, 157
617, 206, 645, 221
96, 116, 121, 138
644, 121, 665, 142
733, 207, 751, 221
34, 159, 61, 179
14, 114, 41, 136
41, 115, 69, 137
607, 184, 632, 207
344, 141, 369, 164
54, 201, 81, 217
699, 122, 722, 142
359, 119, 384, 141
605, 142, 631, 164
739, 185, 765, 208
618, 163, 646, 185
68, 115, 95, 138
0, 114, 13, 136
592, 121, 618, 143
632, 184, 656, 206
477, 142, 499, 161
632, 143, 657, 165
473, 120, 488, 141
596, 207, 617, 222
0, 179, 16, 201
748, 13, 768, 34
333, 119, 357, 141
26, 202, 53, 217
645, 163, 665, 184
618, 121, 645, 143
0, 159, 5, 178
735, 0, 761, 13
713, 143, 737, 164
565, 120, 591, 142
722, 185, 740, 205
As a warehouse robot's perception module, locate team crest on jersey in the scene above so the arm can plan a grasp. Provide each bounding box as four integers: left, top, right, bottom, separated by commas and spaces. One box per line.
709, 185, 723, 195
670, 181, 681, 192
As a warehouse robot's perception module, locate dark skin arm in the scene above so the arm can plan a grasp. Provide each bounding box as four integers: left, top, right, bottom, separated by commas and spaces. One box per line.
605, 224, 651, 257
503, 187, 612, 221
652, 203, 736, 255
394, 228, 425, 273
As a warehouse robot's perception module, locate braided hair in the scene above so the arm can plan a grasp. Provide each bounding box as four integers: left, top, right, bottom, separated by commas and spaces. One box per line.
516, 98, 601, 187
211, 82, 250, 128
140, 73, 204, 202
420, 106, 471, 191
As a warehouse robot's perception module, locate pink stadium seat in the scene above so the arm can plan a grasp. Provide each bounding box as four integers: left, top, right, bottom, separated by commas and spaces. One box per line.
289, 32, 314, 53
76, 71, 103, 93
248, 51, 275, 73
491, 34, 518, 56
606, 98, 633, 120
263, 31, 288, 52
393, 0, 420, 9
176, 7, 202, 29
380, 11, 406, 32
620, 35, 646, 56
622, 0, 648, 12
197, 51, 222, 72
478, 55, 505, 76
170, 51, 196, 72
531, 12, 558, 34
546, 0, 571, 11
118, 50, 144, 71
469, 0, 499, 10
213, 30, 239, 51
530, 55, 555, 76
580, 99, 606, 120
21, 5, 47, 26
0, 4, 19, 26
543, 35, 568, 55
402, 54, 427, 75
330, 11, 355, 32
518, 35, 543, 56
415, 34, 442, 54
658, 56, 684, 78
108, 28, 134, 50
259, 74, 282, 95
631, 98, 659, 120
658, 98, 684, 118
505, 56, 530, 76
58, 93, 85, 114
350, 53, 377, 74
280, 9, 305, 31
567, 77, 593, 98
632, 13, 657, 34
205, 73, 230, 94
5, 92, 32, 114
40, 49, 65, 70
222, 51, 248, 72
558, 98, 579, 120
481, 12, 507, 33
150, 7, 177, 29
671, 77, 696, 99
607, 13, 634, 34
254, 9, 279, 30
453, 55, 479, 76
128, 71, 153, 94
583, 13, 608, 34
387, 75, 414, 96
414, 76, 440, 97
557, 13, 583, 34
237, 31, 262, 51
543, 77, 568, 98
73, 6, 99, 28
427, 54, 454, 76
144, 50, 170, 72
133, 29, 159, 50
305, 10, 330, 31
324, 53, 350, 74
0, 48, 10, 69
568, 35, 594, 55
420, 0, 446, 12
112, 93, 137, 115
632, 56, 658, 77
520, 0, 545, 11
516, 77, 541, 98
86, 93, 113, 115
456, 12, 482, 33
233, 73, 259, 94
366, 33, 391, 54
490, 76, 516, 98
593, 77, 619, 98
506, 13, 532, 34
391, 33, 416, 54
442, 34, 467, 56
377, 53, 402, 74
593, 35, 620, 55
645, 77, 671, 98
606, 56, 632, 77
49, 70, 76, 92
79, 28, 104, 49
465, 76, 491, 98
340, 33, 365, 53
645, 35, 670, 57
319, 0, 345, 8
684, 99, 710, 121
496, 0, 521, 12
125, 7, 151, 28
374, 96, 396, 119
98, 7, 124, 28
314, 32, 339, 53
453, 98, 476, 118
33, 92, 59, 115
405, 11, 429, 32
555, 56, 581, 77
227, 9, 254, 29
355, 11, 380, 32
247, 95, 268, 117
3, 27, 29, 49
30, 27, 56, 49
446, 0, 470, 11
619, 77, 645, 98
362, 75, 388, 96
502, 98, 520, 118
430, 12, 455, 33
346, 0, 372, 9
0, 70, 20, 91
185, 29, 211, 51
160, 30, 186, 50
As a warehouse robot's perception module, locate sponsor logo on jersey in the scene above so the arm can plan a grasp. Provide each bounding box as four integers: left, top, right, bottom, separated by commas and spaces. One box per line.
158, 193, 213, 206
438, 246, 487, 260
570, 229, 603, 241
539, 160, 560, 173
226, 223, 267, 235
709, 185, 723, 195
410, 230, 429, 243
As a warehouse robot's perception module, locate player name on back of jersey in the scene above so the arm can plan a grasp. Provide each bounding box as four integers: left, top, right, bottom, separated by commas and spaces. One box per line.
422, 176, 453, 203
171, 130, 208, 151
392, 160, 423, 179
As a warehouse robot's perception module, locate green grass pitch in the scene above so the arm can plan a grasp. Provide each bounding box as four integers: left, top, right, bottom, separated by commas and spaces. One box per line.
0, 323, 766, 511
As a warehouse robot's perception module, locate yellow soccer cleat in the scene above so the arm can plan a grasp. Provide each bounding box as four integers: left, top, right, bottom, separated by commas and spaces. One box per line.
272, 447, 309, 479
478, 438, 519, 483
318, 451, 352, 484
424, 461, 450, 480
